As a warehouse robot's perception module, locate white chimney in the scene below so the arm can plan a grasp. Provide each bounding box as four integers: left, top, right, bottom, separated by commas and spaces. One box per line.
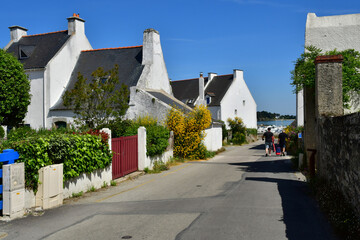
142, 28, 161, 65
67, 13, 85, 35
207, 72, 217, 86
233, 69, 243, 81
197, 72, 206, 106
9, 26, 27, 42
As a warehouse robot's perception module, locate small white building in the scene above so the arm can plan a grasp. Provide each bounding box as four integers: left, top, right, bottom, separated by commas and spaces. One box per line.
297, 12, 360, 126
171, 70, 257, 129
4, 14, 191, 128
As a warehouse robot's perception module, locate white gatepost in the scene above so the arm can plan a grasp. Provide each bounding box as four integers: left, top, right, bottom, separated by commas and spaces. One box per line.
138, 127, 147, 170
101, 128, 112, 151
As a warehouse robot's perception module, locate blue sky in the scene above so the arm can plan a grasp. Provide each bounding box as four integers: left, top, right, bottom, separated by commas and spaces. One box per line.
1, 0, 359, 115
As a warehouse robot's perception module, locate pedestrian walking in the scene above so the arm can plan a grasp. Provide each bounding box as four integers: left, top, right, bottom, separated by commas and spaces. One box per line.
278, 130, 288, 156
262, 127, 274, 156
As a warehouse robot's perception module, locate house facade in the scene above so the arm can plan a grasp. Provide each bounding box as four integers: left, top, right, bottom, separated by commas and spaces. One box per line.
5, 14, 190, 129
297, 12, 360, 126
171, 70, 257, 129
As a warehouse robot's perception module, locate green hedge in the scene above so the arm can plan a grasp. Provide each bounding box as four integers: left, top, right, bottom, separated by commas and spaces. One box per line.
2, 133, 111, 192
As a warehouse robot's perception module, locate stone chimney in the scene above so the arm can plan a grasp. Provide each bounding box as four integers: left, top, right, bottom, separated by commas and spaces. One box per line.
67, 13, 85, 35
9, 26, 28, 42
142, 28, 160, 65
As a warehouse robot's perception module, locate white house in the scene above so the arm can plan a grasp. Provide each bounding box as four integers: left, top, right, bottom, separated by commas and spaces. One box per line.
171, 70, 257, 129
297, 12, 360, 126
5, 14, 191, 128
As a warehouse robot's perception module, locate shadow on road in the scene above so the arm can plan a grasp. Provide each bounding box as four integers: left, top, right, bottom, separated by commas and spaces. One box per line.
229, 159, 296, 174
232, 157, 337, 240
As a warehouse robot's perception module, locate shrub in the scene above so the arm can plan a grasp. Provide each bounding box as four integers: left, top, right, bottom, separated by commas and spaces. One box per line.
227, 117, 247, 145
7, 126, 36, 141
146, 125, 169, 157
284, 125, 304, 155
3, 133, 111, 192
246, 128, 257, 136
166, 105, 211, 159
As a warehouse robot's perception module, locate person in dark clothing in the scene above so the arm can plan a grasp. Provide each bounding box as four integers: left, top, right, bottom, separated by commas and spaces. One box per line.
262, 127, 274, 156
278, 130, 288, 156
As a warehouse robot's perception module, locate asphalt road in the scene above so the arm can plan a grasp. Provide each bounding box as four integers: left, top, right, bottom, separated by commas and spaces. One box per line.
0, 141, 337, 240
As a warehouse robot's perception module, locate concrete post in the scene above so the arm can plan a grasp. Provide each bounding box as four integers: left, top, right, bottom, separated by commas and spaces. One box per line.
137, 127, 147, 170
101, 128, 112, 151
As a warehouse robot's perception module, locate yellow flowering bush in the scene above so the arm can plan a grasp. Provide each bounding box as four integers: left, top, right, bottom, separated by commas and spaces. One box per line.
166, 105, 212, 159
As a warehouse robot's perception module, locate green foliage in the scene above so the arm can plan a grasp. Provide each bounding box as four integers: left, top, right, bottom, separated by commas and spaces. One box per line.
72, 191, 83, 198
88, 186, 96, 192
146, 125, 169, 157
0, 49, 31, 126
0, 126, 5, 139
102, 181, 108, 188
63, 64, 129, 128
246, 128, 257, 136
110, 180, 117, 186
2, 132, 111, 192
291, 46, 360, 108
283, 125, 304, 155
227, 117, 247, 145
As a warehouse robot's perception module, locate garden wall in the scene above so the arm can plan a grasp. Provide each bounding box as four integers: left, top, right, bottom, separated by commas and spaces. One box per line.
317, 112, 360, 216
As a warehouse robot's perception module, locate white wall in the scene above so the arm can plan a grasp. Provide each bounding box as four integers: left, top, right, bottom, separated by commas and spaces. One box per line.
220, 70, 257, 129
136, 29, 173, 95
204, 126, 222, 151
44, 21, 92, 128
23, 70, 45, 129
126, 87, 176, 124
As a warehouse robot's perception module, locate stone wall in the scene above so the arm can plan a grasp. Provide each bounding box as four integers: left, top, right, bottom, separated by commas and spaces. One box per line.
317, 112, 360, 215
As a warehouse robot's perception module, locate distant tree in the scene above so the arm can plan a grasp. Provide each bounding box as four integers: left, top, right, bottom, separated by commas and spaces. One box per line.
0, 49, 31, 126
63, 64, 129, 128
291, 45, 360, 108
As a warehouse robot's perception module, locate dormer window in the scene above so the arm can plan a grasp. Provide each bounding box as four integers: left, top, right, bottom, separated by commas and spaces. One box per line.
206, 95, 211, 104
18, 45, 35, 59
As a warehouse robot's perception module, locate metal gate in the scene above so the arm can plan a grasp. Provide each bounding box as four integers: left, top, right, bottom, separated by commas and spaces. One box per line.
112, 135, 138, 179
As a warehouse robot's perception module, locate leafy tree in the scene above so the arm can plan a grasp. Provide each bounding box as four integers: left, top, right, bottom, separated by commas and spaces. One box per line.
227, 117, 246, 145
63, 64, 129, 128
0, 49, 31, 126
291, 45, 360, 108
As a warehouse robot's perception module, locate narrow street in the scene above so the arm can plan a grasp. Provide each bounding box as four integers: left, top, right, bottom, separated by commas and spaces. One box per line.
0, 141, 337, 240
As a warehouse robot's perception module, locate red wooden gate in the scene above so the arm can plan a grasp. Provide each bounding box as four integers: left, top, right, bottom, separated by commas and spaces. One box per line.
112, 135, 138, 179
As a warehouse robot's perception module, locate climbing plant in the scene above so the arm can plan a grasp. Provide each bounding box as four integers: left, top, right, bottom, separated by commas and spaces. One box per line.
291, 45, 360, 108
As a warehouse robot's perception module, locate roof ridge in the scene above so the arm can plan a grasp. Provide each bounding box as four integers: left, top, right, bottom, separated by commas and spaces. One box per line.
215, 74, 233, 77
82, 45, 143, 52
24, 30, 67, 37
172, 76, 208, 82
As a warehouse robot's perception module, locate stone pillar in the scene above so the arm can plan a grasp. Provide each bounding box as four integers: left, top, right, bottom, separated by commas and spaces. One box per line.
314, 55, 344, 117
101, 128, 112, 151
137, 127, 147, 170
314, 55, 343, 176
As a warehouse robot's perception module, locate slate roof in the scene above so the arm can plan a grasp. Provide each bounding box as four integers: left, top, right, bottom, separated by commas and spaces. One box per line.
171, 74, 233, 107
170, 77, 208, 106
51, 46, 144, 110
205, 74, 233, 106
6, 30, 70, 69
147, 90, 193, 113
